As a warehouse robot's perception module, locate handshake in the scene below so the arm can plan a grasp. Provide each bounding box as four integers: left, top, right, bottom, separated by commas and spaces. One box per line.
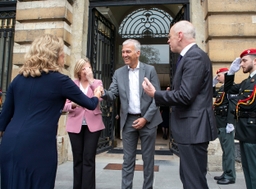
94, 86, 104, 98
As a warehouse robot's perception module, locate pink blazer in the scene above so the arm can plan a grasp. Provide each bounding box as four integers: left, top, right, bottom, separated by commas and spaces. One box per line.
63, 79, 105, 133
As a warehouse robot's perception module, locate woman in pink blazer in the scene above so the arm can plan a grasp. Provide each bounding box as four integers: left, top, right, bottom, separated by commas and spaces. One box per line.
63, 58, 105, 189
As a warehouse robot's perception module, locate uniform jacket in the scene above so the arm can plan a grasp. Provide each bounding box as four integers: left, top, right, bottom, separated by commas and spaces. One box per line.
102, 62, 162, 129
154, 44, 217, 144
224, 73, 256, 143
213, 85, 237, 128
63, 79, 105, 133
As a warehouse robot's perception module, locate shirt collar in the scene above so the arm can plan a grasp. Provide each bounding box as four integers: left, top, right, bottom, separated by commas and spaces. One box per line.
250, 70, 256, 78
180, 43, 196, 56
128, 61, 140, 70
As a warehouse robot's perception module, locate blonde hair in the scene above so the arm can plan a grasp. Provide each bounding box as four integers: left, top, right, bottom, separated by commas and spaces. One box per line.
19, 34, 64, 77
74, 57, 91, 80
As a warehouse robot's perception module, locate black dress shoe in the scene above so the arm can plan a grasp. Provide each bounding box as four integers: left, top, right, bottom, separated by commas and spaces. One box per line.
217, 178, 235, 185
214, 174, 224, 180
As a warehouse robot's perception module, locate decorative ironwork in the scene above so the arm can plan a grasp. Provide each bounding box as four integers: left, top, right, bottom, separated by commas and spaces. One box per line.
0, 1, 16, 110
119, 8, 173, 38
88, 8, 116, 153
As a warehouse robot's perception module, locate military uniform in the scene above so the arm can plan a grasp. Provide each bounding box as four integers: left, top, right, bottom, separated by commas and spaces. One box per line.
224, 49, 256, 189
213, 84, 236, 183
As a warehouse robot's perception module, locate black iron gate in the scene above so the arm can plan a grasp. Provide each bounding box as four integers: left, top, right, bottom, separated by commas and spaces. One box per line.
169, 4, 189, 156
0, 0, 16, 110
87, 8, 116, 153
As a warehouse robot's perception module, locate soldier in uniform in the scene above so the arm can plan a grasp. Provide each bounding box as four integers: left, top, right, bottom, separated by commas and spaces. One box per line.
213, 67, 236, 185
224, 48, 256, 189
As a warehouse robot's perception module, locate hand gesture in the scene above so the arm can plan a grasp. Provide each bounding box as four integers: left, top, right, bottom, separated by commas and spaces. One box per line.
94, 86, 103, 99
71, 102, 79, 109
228, 57, 241, 75
142, 77, 156, 97
85, 67, 94, 84
213, 75, 218, 87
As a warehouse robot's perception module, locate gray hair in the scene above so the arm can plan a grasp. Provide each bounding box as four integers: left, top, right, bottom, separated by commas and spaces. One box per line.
122, 39, 141, 52
173, 20, 196, 39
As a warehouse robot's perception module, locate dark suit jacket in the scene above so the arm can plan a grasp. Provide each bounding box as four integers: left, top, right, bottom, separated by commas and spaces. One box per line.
102, 62, 162, 130
154, 44, 217, 144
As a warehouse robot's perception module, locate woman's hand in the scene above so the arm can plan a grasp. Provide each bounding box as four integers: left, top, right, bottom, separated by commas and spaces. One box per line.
94, 86, 103, 99
85, 67, 95, 84
71, 102, 79, 109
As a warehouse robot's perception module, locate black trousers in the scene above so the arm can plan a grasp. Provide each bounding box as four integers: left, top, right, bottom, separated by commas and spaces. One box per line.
178, 142, 209, 189
68, 126, 101, 189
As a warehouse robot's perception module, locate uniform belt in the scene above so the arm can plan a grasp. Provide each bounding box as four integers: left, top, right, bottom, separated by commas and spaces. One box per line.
214, 109, 228, 116
237, 111, 256, 118
128, 113, 141, 117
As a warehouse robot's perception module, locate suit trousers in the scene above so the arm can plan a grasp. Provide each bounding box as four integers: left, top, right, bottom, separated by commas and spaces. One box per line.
68, 126, 101, 189
218, 128, 236, 180
240, 142, 256, 189
178, 142, 209, 189
122, 115, 157, 189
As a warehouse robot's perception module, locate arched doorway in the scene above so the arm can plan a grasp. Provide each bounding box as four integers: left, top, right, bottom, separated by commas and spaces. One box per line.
87, 1, 189, 153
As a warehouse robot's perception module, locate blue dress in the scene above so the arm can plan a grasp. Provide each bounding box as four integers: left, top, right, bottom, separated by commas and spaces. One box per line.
0, 72, 99, 189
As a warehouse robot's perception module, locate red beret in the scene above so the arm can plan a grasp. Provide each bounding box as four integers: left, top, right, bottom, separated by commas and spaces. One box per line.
216, 67, 229, 74
240, 48, 256, 58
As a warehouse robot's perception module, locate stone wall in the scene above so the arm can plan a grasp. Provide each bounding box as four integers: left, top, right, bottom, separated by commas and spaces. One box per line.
203, 0, 256, 84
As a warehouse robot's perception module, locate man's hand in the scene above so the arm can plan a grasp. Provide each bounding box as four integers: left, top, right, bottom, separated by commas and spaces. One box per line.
228, 57, 241, 75
213, 75, 218, 87
142, 77, 156, 97
132, 117, 147, 130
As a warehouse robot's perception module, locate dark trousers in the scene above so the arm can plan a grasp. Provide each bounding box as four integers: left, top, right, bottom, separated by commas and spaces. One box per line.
218, 128, 236, 180
240, 142, 256, 189
178, 142, 209, 189
68, 126, 101, 189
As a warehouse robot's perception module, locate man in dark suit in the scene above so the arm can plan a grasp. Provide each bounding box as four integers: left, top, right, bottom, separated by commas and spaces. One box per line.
224, 49, 256, 189
142, 20, 217, 189
102, 39, 162, 189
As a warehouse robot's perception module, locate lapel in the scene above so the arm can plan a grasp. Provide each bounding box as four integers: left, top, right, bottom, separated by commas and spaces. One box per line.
139, 62, 145, 97
241, 75, 255, 92
123, 66, 130, 100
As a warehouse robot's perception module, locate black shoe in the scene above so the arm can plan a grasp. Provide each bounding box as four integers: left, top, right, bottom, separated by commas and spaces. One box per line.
214, 174, 224, 180
217, 178, 235, 185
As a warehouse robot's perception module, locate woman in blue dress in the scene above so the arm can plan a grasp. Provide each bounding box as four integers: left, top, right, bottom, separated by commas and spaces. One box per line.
0, 34, 102, 189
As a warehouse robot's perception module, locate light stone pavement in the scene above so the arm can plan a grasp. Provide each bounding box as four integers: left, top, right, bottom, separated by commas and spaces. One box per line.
55, 152, 246, 189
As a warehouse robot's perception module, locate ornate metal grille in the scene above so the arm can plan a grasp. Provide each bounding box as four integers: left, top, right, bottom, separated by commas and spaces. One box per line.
119, 8, 173, 38
88, 8, 115, 153
0, 0, 16, 109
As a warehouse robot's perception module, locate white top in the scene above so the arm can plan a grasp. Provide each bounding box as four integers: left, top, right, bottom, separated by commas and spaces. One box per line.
128, 62, 141, 114
79, 82, 89, 125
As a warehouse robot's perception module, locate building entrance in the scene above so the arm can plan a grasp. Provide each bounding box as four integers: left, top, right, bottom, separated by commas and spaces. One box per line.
88, 0, 189, 154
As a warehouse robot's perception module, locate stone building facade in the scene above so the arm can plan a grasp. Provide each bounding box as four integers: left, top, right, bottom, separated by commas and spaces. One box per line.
6, 0, 256, 170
